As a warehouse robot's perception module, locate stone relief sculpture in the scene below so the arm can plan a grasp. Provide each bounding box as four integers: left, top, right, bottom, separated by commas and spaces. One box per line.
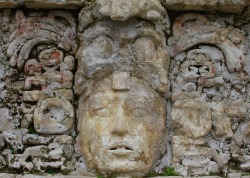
0, 9, 77, 173
0, 0, 250, 177
75, 1, 170, 176
169, 12, 250, 176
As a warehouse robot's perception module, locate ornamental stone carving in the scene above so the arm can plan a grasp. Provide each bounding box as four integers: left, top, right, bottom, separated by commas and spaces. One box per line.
75, 4, 169, 176
0, 0, 250, 177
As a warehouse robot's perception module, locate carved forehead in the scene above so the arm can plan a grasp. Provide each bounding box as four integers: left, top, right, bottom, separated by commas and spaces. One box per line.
91, 77, 159, 99
80, 19, 164, 46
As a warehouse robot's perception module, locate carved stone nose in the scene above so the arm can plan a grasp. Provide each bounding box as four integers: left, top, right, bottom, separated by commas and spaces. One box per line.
111, 108, 128, 136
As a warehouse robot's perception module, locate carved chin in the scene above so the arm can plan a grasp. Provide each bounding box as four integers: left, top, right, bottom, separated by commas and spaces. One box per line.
84, 148, 155, 175
80, 134, 160, 175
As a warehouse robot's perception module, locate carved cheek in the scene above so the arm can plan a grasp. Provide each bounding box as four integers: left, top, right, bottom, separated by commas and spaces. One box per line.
90, 36, 113, 59
134, 38, 156, 62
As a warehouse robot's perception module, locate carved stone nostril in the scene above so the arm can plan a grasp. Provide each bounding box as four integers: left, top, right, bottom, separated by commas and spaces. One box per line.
110, 147, 117, 151
125, 147, 132, 151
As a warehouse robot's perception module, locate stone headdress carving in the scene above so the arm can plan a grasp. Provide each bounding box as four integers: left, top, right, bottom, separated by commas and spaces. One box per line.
78, 0, 170, 32
75, 0, 171, 97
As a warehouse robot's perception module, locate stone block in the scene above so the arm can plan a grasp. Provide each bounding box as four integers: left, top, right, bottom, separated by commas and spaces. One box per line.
112, 71, 130, 91
25, 0, 85, 9
0, 174, 15, 178
0, 108, 14, 132
161, 0, 248, 13
60, 177, 93, 178
0, 0, 85, 9
16, 175, 35, 178
23, 91, 46, 102
227, 173, 242, 178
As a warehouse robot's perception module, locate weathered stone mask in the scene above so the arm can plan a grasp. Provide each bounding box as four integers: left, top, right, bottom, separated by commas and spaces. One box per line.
77, 77, 167, 176
75, 2, 170, 176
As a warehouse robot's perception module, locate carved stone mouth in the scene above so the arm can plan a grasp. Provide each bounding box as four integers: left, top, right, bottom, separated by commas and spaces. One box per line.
109, 144, 133, 156
109, 146, 133, 151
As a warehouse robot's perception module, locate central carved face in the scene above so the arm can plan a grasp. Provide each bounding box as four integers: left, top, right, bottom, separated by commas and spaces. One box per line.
76, 19, 169, 176
78, 77, 166, 175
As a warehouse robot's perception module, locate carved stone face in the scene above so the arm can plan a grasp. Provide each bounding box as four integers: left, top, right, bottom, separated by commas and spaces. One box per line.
77, 77, 166, 175
76, 19, 168, 175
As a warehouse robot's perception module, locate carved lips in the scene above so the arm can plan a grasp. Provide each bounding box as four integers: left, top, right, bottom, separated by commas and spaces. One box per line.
109, 142, 133, 157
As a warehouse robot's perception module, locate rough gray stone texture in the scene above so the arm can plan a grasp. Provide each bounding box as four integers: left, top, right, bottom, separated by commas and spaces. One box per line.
161, 0, 250, 13
2, 175, 94, 178
0, 0, 86, 9
1, 0, 250, 177
0, 174, 229, 178
0, 0, 249, 13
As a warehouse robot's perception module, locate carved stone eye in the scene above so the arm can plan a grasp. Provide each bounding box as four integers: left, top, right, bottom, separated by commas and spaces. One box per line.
91, 36, 113, 59
130, 108, 148, 118
93, 108, 110, 118
134, 38, 156, 62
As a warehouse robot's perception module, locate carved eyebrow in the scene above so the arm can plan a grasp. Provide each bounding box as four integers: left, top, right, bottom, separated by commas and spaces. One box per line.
137, 27, 162, 46
124, 97, 153, 113
83, 24, 113, 42
90, 94, 113, 109
126, 93, 151, 103
83, 24, 162, 45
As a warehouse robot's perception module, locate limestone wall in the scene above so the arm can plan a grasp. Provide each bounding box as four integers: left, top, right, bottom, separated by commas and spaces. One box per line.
0, 0, 250, 177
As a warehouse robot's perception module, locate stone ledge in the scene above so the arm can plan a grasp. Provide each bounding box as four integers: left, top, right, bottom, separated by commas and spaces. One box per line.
0, 0, 86, 9
0, 0, 249, 13
3, 174, 250, 178
160, 0, 250, 13
2, 175, 250, 178
0, 174, 95, 178
2, 176, 250, 178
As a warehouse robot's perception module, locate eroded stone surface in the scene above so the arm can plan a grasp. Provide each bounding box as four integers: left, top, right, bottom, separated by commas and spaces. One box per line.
76, 7, 169, 175
0, 107, 14, 132
0, 0, 86, 9
34, 97, 74, 134
1, 0, 249, 13
161, 0, 250, 13
78, 0, 170, 32
78, 77, 167, 176
168, 13, 246, 73
172, 98, 212, 138
0, 1, 250, 177
166, 9, 250, 176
